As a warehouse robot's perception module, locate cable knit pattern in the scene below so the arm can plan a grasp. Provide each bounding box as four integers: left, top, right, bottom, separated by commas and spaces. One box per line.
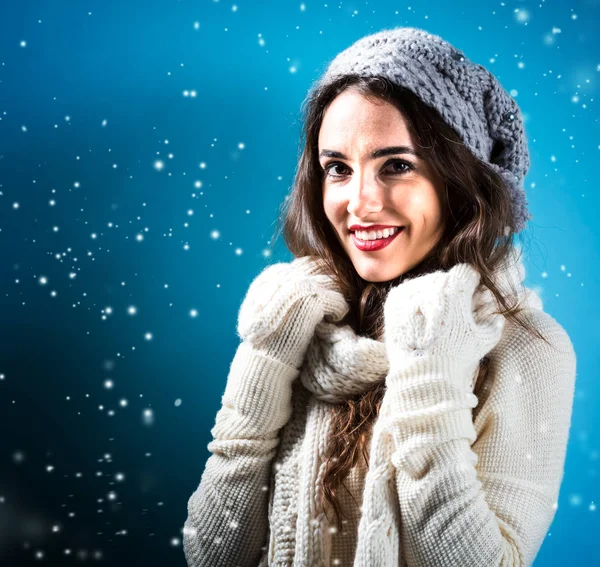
183, 252, 576, 567
306, 26, 531, 233
324, 427, 371, 565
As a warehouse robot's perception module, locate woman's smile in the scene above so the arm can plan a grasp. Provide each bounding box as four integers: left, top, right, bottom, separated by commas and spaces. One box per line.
351, 226, 404, 252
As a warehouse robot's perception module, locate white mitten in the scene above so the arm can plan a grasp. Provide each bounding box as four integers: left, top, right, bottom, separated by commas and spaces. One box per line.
237, 257, 349, 370
383, 263, 505, 384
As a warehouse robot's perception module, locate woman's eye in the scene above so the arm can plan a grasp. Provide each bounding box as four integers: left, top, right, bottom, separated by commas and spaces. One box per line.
323, 163, 350, 177
387, 160, 413, 174
322, 159, 413, 179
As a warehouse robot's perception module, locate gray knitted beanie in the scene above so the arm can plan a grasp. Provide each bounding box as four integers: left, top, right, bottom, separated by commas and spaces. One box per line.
307, 27, 532, 233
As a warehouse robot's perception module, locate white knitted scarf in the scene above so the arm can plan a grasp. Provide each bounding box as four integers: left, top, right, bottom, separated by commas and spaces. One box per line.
264, 251, 533, 567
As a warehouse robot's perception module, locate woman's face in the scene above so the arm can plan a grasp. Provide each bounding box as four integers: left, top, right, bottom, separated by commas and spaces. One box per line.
319, 89, 447, 283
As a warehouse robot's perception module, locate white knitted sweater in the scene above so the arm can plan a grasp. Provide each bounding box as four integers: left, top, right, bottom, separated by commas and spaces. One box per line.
183, 254, 577, 567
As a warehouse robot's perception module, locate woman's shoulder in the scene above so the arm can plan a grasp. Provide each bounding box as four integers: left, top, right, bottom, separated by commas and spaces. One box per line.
474, 306, 577, 431
500, 306, 575, 360
489, 305, 577, 396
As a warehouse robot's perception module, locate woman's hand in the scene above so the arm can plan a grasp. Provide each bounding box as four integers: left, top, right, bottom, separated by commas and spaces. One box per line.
237, 256, 348, 370
382, 263, 505, 385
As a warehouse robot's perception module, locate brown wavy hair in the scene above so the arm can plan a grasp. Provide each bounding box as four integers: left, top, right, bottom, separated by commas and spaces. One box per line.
269, 75, 549, 532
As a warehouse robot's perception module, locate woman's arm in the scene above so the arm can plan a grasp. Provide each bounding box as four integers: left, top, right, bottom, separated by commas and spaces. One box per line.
183, 342, 298, 567
183, 258, 349, 567
386, 307, 576, 567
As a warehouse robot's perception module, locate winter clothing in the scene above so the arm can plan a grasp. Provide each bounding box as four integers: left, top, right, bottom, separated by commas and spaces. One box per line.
183, 252, 576, 566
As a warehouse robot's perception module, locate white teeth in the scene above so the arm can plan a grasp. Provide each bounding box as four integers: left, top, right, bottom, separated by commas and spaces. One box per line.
355, 227, 401, 241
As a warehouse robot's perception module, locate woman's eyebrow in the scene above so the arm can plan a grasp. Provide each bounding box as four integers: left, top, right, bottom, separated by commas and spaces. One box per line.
318, 146, 422, 160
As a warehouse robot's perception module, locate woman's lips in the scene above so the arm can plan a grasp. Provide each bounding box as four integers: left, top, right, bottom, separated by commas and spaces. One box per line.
351, 227, 404, 252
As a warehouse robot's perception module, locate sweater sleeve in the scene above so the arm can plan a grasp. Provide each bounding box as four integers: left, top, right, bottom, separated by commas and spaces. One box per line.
183, 340, 299, 567
385, 308, 577, 567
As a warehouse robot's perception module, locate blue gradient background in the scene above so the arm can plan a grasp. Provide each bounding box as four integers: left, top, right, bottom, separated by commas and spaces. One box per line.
0, 0, 598, 565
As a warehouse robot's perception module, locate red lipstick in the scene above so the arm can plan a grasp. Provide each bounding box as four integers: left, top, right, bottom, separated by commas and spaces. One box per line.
351, 227, 404, 251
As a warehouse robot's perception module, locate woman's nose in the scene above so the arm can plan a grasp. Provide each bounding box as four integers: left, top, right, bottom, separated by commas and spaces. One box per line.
346, 177, 385, 216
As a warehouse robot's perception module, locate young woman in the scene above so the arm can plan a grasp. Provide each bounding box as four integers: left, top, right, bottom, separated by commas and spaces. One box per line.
183, 27, 577, 567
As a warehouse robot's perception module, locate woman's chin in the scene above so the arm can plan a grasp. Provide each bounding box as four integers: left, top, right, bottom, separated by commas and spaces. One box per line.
352, 260, 406, 283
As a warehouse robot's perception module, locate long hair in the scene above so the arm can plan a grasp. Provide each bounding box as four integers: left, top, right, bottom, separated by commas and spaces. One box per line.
270, 75, 548, 532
